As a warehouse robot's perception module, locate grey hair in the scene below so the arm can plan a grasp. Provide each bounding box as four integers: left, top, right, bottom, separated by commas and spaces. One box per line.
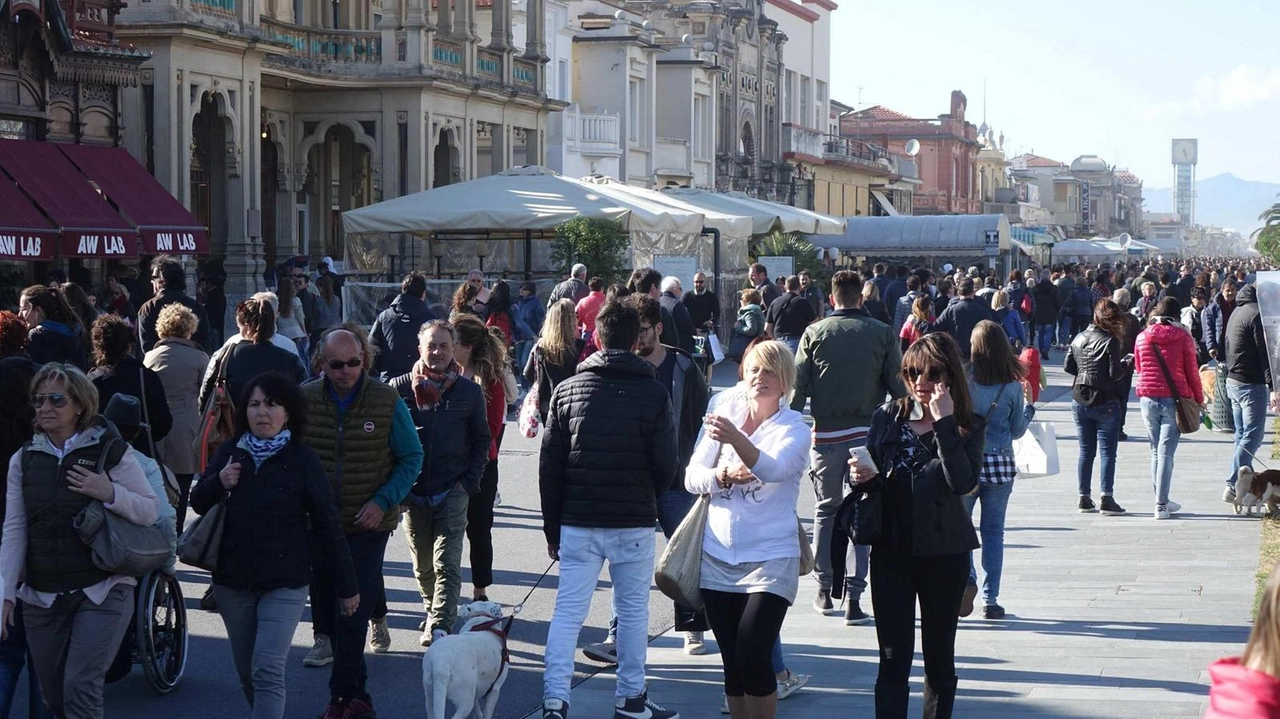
1111, 288, 1131, 310
661, 276, 681, 294
571, 263, 587, 279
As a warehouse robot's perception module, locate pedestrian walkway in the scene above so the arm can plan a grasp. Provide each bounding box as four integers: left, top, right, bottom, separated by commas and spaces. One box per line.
541, 362, 1261, 718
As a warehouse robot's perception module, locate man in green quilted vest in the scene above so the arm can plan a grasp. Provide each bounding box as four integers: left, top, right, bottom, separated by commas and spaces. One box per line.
300, 327, 423, 719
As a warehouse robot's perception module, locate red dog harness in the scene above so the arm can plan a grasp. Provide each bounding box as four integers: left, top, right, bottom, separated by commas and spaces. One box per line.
468, 616, 512, 696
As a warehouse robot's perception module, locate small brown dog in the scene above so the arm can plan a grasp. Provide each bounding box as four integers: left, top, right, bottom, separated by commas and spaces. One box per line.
1235, 467, 1280, 516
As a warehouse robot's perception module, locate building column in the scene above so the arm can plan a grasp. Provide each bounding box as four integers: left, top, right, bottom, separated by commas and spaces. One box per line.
452, 0, 468, 41
490, 0, 513, 50
524, 0, 545, 61
437, 0, 452, 37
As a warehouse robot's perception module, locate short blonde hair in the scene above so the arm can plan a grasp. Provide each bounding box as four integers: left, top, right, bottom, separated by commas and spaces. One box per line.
990, 290, 1009, 311
155, 303, 198, 340
740, 288, 762, 305
861, 282, 880, 301
742, 340, 797, 400
31, 363, 98, 432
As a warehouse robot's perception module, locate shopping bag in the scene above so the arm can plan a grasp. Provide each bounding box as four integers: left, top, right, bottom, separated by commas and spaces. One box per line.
707, 333, 725, 365
654, 494, 711, 611
517, 383, 541, 438
1013, 421, 1059, 478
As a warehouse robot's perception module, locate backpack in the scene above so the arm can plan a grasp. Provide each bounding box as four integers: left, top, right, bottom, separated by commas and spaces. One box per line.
1019, 291, 1033, 317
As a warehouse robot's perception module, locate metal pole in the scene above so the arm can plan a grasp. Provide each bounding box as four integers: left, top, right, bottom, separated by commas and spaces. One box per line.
524, 229, 533, 281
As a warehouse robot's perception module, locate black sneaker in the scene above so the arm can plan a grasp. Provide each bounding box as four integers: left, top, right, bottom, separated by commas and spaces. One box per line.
982, 604, 1006, 620
1078, 496, 1098, 513
813, 588, 834, 615
1118, 430, 1128, 441
544, 698, 569, 719
615, 691, 678, 719
1100, 496, 1126, 515
844, 601, 872, 626
200, 586, 218, 611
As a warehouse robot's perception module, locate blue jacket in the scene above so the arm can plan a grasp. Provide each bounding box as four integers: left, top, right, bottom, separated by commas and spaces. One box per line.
512, 294, 546, 341
1202, 296, 1232, 354
968, 378, 1033, 456
994, 307, 1028, 348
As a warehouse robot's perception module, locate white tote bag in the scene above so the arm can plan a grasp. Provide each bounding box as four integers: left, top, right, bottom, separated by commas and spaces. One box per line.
1013, 421, 1060, 478
707, 333, 725, 365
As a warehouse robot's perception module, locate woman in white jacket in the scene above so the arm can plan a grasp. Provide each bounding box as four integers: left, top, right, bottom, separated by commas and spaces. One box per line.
686, 340, 810, 719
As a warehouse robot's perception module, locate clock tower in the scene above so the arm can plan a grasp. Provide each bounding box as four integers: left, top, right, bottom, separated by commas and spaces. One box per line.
1172, 138, 1197, 228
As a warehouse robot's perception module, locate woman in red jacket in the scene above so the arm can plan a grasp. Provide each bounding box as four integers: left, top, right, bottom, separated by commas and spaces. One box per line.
1206, 562, 1280, 718
450, 315, 508, 603
1133, 297, 1204, 520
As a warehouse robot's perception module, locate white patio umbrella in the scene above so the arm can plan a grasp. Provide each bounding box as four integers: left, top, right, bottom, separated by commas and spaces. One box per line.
660, 187, 846, 235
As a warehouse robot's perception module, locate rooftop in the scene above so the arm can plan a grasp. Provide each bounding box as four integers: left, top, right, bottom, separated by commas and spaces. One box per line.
846, 105, 916, 122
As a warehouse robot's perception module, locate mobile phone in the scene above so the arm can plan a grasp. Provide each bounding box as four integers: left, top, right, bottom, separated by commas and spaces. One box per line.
848, 445, 879, 477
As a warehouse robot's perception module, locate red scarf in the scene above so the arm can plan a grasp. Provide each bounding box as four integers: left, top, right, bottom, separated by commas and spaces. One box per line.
411, 359, 460, 410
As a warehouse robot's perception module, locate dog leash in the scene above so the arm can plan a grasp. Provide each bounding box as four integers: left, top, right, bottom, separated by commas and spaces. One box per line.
508, 559, 557, 621
1238, 445, 1274, 471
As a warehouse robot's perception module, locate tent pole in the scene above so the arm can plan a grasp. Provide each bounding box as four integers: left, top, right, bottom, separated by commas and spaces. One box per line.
524, 229, 533, 281
706, 227, 721, 283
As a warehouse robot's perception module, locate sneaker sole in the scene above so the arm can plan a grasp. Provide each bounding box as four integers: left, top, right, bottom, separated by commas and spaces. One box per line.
582, 647, 619, 664
369, 643, 390, 654
302, 657, 333, 667
1100, 509, 1126, 516
1078, 507, 1099, 513
813, 603, 835, 616
683, 644, 707, 655
844, 615, 873, 626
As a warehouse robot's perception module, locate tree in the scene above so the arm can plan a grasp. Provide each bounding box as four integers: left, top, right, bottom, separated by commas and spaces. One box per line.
750, 231, 830, 288
550, 217, 631, 285
1253, 195, 1280, 265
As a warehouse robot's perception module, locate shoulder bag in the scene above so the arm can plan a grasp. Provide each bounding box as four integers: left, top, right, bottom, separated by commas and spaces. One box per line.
1151, 343, 1201, 435
139, 367, 181, 508
72, 438, 171, 577
177, 494, 226, 572
194, 343, 239, 472
654, 494, 710, 611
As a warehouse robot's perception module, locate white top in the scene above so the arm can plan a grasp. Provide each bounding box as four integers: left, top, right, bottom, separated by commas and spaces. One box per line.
684, 386, 810, 565
275, 297, 307, 340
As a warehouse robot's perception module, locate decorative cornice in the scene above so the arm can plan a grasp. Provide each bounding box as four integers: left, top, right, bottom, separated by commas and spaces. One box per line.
54, 56, 144, 86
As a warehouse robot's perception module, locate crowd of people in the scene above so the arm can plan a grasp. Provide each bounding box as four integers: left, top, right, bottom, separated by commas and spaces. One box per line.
0, 251, 1277, 719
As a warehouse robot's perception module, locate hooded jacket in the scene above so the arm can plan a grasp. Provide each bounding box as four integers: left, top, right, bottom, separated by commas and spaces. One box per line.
1223, 284, 1271, 387
26, 321, 88, 370
1203, 293, 1236, 354
1134, 318, 1204, 403
538, 350, 677, 545
371, 293, 437, 380
1205, 658, 1280, 719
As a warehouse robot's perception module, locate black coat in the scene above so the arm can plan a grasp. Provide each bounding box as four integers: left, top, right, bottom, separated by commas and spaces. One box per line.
523, 341, 584, 422
1223, 284, 1271, 387
138, 290, 212, 353
371, 294, 436, 380
660, 292, 697, 355
0, 354, 35, 524
1064, 325, 1128, 405
389, 373, 491, 499
201, 341, 309, 410
88, 356, 173, 456
1031, 280, 1060, 324
538, 350, 677, 545
190, 438, 356, 596
923, 296, 994, 359
26, 323, 87, 370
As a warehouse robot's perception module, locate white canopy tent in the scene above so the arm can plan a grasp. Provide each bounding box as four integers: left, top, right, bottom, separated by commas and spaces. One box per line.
823, 214, 1011, 259
1051, 239, 1126, 260
660, 186, 847, 235
579, 176, 754, 239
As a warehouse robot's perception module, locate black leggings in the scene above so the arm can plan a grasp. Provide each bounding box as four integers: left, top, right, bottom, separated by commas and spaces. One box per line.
466, 457, 499, 589
702, 589, 789, 697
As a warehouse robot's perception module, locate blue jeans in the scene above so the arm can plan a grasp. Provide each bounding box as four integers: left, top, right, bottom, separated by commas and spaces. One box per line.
605, 489, 706, 635
1036, 323, 1055, 358
1072, 399, 1121, 497
215, 585, 308, 719
0, 602, 53, 719
1057, 315, 1072, 346
771, 639, 784, 674
1227, 381, 1270, 489
515, 340, 534, 389
963, 480, 1014, 606
1140, 397, 1182, 506
776, 334, 801, 355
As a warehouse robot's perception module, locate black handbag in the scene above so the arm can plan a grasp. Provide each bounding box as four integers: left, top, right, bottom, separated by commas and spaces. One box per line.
841, 487, 882, 546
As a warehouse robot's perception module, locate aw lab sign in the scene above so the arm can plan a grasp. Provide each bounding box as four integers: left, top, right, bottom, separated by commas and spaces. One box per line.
143, 229, 208, 255
0, 233, 55, 261
62, 232, 139, 259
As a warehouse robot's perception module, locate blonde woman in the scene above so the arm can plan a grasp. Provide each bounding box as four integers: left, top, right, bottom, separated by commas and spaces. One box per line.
1206, 561, 1280, 717
861, 281, 891, 326
990, 289, 1027, 349
686, 340, 810, 719
523, 299, 583, 423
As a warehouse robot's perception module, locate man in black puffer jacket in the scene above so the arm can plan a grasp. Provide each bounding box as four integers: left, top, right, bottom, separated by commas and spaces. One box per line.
539, 301, 679, 719
1222, 283, 1274, 502
371, 272, 436, 380
923, 278, 994, 360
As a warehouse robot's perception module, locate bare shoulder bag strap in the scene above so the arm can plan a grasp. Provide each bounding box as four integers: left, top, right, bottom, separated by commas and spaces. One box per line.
138, 366, 161, 464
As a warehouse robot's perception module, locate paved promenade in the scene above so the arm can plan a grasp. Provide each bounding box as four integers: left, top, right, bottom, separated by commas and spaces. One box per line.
546, 362, 1261, 718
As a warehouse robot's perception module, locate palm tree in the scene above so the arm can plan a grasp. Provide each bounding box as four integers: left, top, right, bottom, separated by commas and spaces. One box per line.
751, 231, 828, 287
1254, 194, 1280, 263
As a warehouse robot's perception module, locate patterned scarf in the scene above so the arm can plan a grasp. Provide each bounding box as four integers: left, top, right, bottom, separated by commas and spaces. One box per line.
239, 429, 292, 467
411, 359, 460, 410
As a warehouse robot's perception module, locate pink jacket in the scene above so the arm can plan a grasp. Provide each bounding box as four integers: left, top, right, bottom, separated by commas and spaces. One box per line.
575, 291, 606, 334
1206, 657, 1280, 719
1134, 319, 1204, 404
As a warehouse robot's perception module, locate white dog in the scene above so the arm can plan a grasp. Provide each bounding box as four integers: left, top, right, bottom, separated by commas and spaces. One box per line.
424, 600, 510, 719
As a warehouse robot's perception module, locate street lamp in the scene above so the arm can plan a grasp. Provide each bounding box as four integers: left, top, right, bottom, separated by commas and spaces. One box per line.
432, 240, 447, 278
475, 240, 490, 274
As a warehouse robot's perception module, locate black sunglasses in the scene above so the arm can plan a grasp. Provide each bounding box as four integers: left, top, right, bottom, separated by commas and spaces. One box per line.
32, 393, 69, 409
906, 367, 944, 383
327, 358, 362, 370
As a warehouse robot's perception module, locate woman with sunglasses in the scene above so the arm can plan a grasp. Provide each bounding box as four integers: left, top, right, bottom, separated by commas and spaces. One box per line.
1, 363, 159, 719
847, 333, 983, 719
1064, 298, 1131, 515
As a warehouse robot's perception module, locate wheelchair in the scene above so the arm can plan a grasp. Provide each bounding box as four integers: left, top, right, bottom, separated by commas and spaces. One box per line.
104, 568, 188, 694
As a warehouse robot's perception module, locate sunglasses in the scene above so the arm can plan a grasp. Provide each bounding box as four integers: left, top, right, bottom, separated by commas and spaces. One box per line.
32, 393, 69, 409
327, 358, 363, 370
906, 367, 944, 383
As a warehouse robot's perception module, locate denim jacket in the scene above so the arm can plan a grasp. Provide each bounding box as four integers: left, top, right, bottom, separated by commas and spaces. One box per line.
968, 378, 1033, 457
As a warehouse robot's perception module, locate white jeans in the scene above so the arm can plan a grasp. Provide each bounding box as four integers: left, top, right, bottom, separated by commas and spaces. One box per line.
543, 525, 654, 703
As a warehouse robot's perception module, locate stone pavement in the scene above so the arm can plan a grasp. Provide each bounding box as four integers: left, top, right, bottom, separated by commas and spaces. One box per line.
541, 362, 1262, 718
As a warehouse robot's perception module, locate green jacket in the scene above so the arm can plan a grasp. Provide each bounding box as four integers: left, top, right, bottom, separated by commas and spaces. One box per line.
790, 307, 908, 431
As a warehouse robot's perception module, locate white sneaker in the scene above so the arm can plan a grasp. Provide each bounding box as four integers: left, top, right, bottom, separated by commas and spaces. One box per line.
683, 631, 706, 655
1166, 500, 1181, 515
719, 694, 729, 714
422, 627, 447, 647
777, 671, 810, 699
494, 492, 503, 508
1224, 486, 1237, 503
302, 634, 333, 667
1154, 504, 1170, 520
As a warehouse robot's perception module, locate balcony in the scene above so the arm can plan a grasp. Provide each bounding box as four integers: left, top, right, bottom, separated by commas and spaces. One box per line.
563, 109, 621, 158
655, 138, 692, 178
983, 202, 1021, 222
823, 135, 890, 169
262, 18, 382, 70
781, 124, 824, 159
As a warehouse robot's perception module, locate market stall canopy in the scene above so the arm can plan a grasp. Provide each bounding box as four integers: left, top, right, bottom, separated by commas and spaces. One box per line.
341, 166, 706, 237
0, 176, 57, 261
1052, 238, 1126, 258
580, 176, 753, 239
660, 187, 846, 235
823, 214, 1011, 257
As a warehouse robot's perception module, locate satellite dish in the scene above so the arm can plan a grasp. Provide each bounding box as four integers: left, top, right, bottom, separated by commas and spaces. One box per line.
904, 139, 921, 156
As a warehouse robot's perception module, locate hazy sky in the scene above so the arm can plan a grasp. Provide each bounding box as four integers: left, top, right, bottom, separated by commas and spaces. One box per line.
827, 0, 1280, 188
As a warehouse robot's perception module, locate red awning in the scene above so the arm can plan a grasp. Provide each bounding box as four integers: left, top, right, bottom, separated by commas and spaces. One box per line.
57, 144, 209, 256
0, 177, 57, 261
0, 140, 139, 259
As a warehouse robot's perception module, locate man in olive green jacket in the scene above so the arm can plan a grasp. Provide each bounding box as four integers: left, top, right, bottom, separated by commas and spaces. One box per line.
791, 270, 907, 624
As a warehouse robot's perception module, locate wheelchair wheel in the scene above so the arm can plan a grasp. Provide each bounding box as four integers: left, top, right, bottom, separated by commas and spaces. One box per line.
135, 571, 188, 694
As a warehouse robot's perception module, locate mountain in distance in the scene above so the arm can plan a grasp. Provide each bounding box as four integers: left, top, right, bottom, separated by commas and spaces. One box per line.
1144, 173, 1280, 236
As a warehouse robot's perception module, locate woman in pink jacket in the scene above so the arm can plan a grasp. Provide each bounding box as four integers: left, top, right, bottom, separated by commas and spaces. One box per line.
1206, 561, 1280, 718
1133, 297, 1204, 520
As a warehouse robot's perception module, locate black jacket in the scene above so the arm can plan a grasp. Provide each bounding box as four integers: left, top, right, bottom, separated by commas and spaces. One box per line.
662, 347, 710, 480
138, 290, 211, 353
201, 340, 310, 410
389, 373, 491, 499
681, 289, 720, 331
539, 350, 677, 545
371, 294, 436, 380
87, 356, 173, 456
660, 292, 697, 355
1064, 325, 1128, 406
1224, 284, 1271, 387
864, 298, 891, 327
523, 341, 584, 422
190, 438, 356, 596
26, 323, 88, 370
0, 354, 35, 525
1031, 279, 1060, 324
923, 296, 994, 359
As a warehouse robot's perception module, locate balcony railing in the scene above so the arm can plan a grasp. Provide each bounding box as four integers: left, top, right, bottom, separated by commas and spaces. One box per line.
432, 37, 464, 72
262, 18, 382, 67
823, 135, 890, 168
781, 124, 824, 158
191, 0, 236, 19
476, 47, 503, 82
564, 109, 620, 156
513, 57, 537, 91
